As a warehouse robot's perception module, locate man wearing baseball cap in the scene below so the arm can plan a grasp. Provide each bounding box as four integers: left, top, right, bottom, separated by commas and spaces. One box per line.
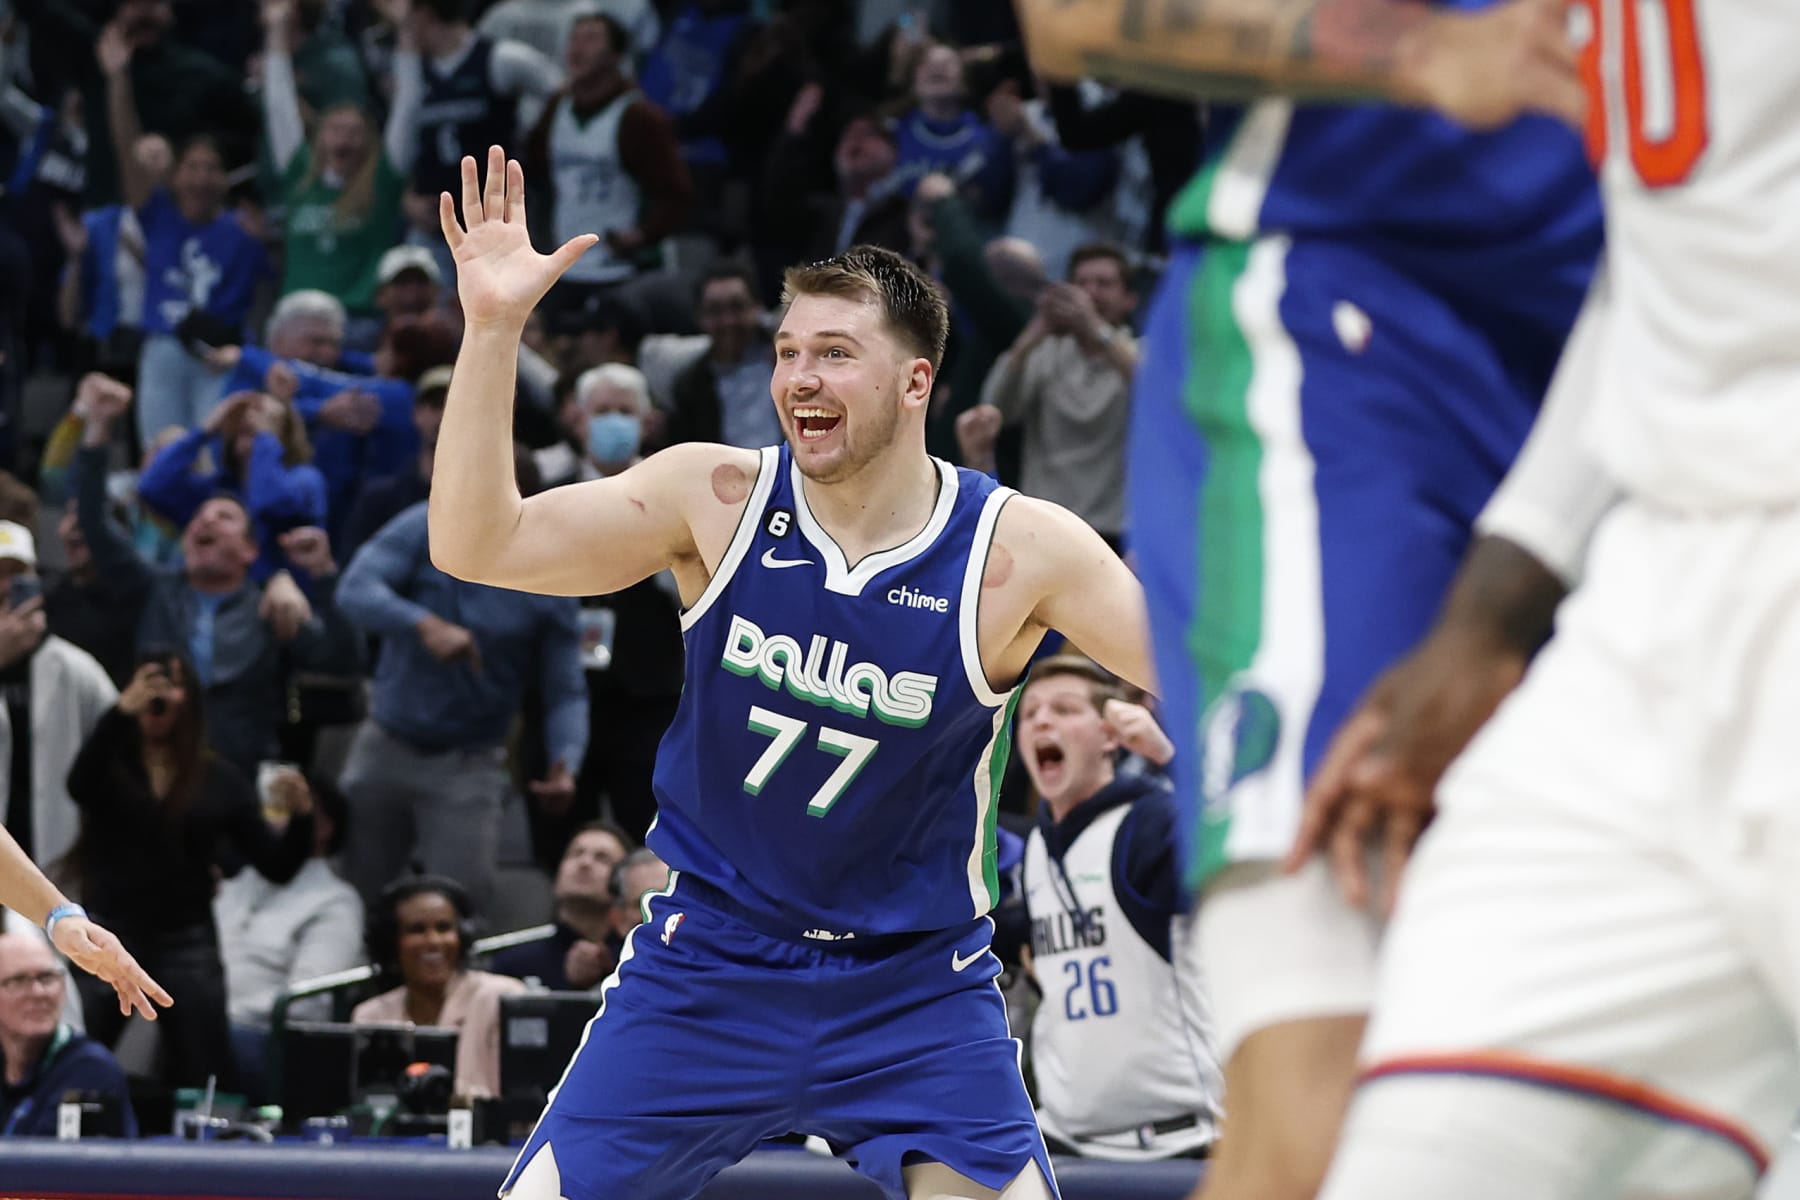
346, 246, 444, 353
0, 519, 118, 887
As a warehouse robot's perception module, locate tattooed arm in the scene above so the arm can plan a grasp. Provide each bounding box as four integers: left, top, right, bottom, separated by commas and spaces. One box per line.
1014, 0, 1584, 129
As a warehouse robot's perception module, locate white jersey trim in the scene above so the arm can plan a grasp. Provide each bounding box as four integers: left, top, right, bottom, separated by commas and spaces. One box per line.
1208, 100, 1292, 241
958, 485, 1018, 709
791, 457, 960, 596
964, 694, 1018, 915
679, 446, 780, 632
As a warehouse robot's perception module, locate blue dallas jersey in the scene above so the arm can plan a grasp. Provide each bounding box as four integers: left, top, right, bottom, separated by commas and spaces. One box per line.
648, 445, 1021, 940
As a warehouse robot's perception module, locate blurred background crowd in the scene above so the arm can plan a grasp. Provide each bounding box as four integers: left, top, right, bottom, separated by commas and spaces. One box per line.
0, 0, 1209, 1148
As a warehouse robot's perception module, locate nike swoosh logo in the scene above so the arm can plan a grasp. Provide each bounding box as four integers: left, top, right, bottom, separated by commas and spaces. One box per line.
761, 549, 809, 569
951, 948, 987, 973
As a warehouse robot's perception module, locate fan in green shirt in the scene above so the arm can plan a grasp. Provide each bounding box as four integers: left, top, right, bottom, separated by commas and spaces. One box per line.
261, 0, 414, 316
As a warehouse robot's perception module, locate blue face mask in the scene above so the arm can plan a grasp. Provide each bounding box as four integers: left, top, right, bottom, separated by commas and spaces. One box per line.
587, 412, 642, 464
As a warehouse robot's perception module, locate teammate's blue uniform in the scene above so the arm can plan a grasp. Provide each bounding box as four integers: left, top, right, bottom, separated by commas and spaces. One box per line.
501, 445, 1054, 1200
1126, 85, 1604, 887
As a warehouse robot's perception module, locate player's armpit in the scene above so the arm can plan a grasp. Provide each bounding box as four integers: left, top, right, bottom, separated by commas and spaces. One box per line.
441, 442, 757, 600
1003, 497, 1158, 693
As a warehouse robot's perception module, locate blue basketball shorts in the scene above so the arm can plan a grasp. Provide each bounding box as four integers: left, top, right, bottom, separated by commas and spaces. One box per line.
498, 872, 1057, 1200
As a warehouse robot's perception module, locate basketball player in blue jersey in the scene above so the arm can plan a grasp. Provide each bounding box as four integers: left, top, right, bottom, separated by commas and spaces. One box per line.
1013, 2, 1601, 1199
430, 147, 1156, 1200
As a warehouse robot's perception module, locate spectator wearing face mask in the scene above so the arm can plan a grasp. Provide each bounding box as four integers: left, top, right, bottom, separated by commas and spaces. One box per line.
662, 264, 776, 451
525, 367, 678, 849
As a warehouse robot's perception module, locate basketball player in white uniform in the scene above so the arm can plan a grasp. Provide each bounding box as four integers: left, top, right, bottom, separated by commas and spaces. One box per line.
1291, 1, 1800, 1194
1015, 657, 1223, 1162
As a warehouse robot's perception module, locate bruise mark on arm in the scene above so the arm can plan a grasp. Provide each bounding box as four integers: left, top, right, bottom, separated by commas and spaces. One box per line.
712, 463, 751, 506
983, 542, 1015, 590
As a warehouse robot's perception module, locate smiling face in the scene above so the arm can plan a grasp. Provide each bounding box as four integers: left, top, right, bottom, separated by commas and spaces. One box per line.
172, 139, 226, 220
772, 292, 926, 484
1018, 675, 1118, 815
0, 934, 63, 1048
317, 105, 373, 180
394, 891, 462, 991
911, 44, 965, 110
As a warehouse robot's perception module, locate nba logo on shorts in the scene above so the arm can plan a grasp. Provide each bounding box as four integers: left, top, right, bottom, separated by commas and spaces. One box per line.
1199, 681, 1281, 820
662, 913, 686, 946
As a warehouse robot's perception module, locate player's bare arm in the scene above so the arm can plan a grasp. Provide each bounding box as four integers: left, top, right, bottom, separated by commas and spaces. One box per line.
0, 826, 171, 1019
980, 495, 1157, 694
1288, 533, 1565, 912
428, 146, 759, 600
1014, 0, 1584, 129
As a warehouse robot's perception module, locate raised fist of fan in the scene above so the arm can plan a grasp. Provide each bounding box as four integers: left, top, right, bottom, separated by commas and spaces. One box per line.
440, 146, 598, 331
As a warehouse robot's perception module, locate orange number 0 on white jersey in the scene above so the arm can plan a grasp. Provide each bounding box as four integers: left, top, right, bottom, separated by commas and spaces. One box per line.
1573, 0, 1709, 187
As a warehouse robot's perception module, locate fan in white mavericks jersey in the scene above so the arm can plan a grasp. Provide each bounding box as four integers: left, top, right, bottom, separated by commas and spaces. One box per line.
1292, 1, 1800, 1196
429, 146, 1157, 1200
1014, 656, 1224, 1163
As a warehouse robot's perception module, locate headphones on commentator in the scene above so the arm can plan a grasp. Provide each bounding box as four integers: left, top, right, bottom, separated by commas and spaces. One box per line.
364, 874, 481, 977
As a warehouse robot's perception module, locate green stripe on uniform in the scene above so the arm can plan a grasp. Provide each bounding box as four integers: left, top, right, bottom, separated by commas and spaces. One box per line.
1184, 241, 1265, 890
980, 688, 1022, 909
1168, 145, 1226, 241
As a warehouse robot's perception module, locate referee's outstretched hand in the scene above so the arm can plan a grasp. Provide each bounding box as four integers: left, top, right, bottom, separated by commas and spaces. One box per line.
51, 916, 173, 1021
440, 145, 598, 332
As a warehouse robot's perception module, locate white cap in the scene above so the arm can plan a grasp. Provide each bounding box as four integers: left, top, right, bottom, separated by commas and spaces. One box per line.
378, 245, 443, 287
0, 521, 36, 567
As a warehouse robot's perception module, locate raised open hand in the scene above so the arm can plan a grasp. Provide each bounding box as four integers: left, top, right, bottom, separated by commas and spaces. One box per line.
440, 146, 597, 331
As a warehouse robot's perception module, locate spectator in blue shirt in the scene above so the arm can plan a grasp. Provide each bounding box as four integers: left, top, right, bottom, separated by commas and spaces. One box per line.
69, 374, 362, 777
335, 497, 587, 915
891, 43, 1008, 224
219, 303, 456, 541
637, 0, 752, 176
102, 23, 271, 449
135, 390, 328, 583
338, 365, 448, 565
0, 932, 136, 1139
